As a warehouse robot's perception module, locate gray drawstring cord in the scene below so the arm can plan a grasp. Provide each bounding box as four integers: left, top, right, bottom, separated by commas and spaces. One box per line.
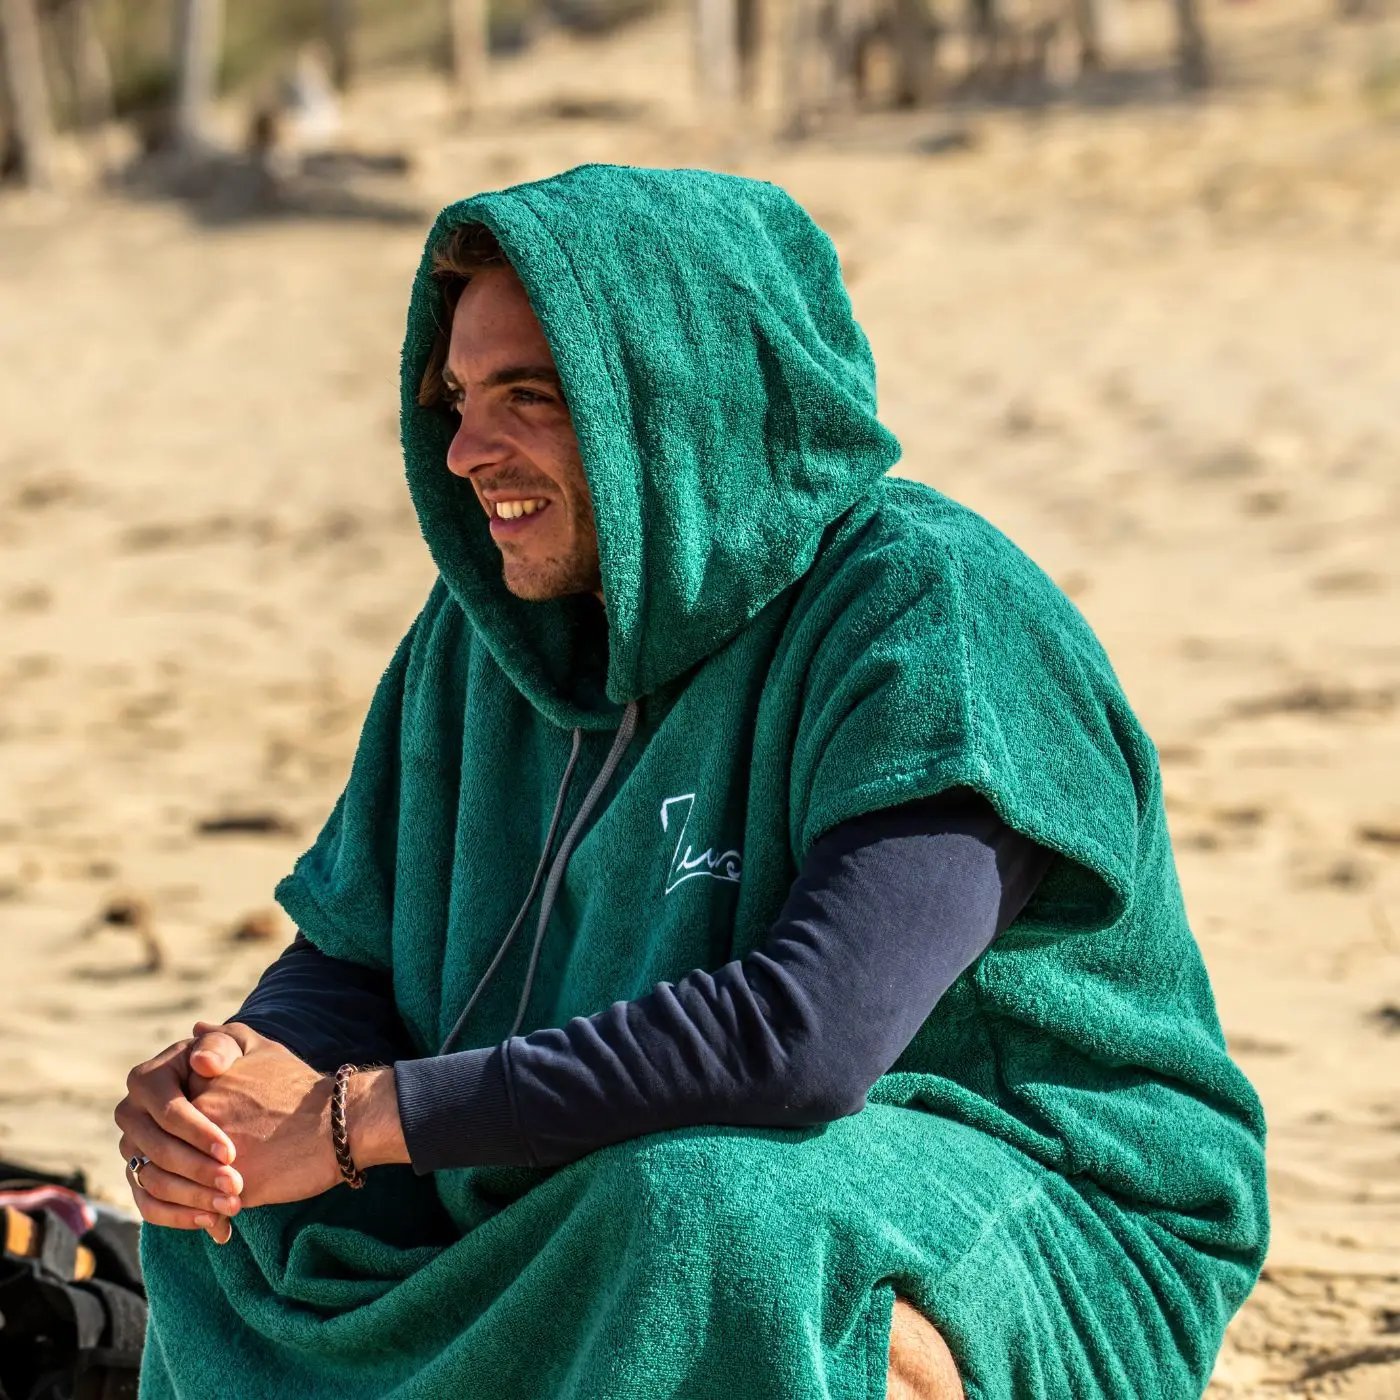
435, 701, 639, 1056
506, 700, 639, 1038
437, 727, 583, 1056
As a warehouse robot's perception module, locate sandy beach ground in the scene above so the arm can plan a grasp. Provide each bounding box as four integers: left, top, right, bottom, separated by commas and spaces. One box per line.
2, 1, 1397, 1392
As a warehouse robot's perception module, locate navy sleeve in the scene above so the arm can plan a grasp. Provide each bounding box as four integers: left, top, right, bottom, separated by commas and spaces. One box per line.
396, 789, 1053, 1172
231, 935, 414, 1074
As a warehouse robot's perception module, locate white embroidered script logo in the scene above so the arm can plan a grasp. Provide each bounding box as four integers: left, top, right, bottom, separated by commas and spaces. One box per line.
659, 793, 743, 896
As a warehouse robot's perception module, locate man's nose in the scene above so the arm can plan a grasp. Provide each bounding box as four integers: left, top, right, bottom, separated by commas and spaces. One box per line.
445, 403, 506, 480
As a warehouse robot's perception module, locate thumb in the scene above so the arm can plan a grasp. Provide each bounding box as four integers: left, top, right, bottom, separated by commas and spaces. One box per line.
188, 1023, 247, 1077
201, 1020, 263, 1053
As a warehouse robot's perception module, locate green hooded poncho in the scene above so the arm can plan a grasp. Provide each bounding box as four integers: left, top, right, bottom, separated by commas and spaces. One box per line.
139, 164, 1267, 1399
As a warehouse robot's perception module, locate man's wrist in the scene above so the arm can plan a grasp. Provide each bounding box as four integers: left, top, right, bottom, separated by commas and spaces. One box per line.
345, 1066, 410, 1170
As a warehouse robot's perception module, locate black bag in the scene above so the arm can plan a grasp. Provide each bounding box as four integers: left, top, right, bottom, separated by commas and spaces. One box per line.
0, 1160, 144, 1400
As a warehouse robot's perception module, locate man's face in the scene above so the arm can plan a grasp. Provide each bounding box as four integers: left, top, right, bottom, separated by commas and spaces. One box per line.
443, 266, 602, 602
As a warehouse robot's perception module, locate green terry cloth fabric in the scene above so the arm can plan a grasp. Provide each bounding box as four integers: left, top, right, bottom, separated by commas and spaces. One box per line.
139, 164, 1268, 1399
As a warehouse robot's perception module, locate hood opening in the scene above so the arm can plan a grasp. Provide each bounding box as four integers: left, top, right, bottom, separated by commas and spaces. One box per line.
400, 163, 900, 728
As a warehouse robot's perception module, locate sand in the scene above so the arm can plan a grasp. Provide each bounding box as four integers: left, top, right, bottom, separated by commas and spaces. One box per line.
1, 1, 1397, 1392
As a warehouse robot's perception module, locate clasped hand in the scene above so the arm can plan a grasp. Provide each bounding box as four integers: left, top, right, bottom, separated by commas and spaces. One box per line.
114, 1022, 342, 1245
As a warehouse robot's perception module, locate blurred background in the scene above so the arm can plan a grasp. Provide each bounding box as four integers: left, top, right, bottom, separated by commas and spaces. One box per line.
2, 0, 1398, 1393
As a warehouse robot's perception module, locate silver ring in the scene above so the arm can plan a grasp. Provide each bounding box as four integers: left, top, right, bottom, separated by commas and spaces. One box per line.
127, 1152, 151, 1189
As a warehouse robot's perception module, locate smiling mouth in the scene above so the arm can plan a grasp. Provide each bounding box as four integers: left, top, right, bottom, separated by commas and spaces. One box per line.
488, 497, 552, 537
490, 496, 549, 520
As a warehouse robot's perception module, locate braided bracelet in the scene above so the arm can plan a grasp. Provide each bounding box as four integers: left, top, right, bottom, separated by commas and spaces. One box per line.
330, 1063, 380, 1189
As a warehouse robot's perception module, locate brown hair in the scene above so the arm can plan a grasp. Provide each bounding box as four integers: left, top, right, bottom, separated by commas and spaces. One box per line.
416, 223, 510, 410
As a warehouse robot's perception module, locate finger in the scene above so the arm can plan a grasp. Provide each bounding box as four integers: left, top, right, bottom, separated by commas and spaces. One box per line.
131, 1181, 221, 1232
128, 1168, 230, 1244
119, 1133, 243, 1200
133, 1159, 241, 1218
124, 1039, 194, 1087
194, 1020, 261, 1054
187, 1030, 244, 1079
117, 1043, 189, 1135
193, 1213, 234, 1246
119, 1042, 192, 1115
123, 1064, 236, 1165
116, 1116, 240, 1192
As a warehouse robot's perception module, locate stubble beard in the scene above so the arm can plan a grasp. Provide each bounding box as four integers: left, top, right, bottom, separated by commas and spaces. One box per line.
501, 489, 602, 603
503, 546, 601, 601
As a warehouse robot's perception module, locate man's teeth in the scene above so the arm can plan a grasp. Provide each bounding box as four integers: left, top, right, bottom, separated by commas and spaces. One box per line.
494, 498, 548, 520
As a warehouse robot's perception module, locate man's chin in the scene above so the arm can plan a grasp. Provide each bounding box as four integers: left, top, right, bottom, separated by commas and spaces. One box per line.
499, 556, 601, 604
500, 563, 571, 604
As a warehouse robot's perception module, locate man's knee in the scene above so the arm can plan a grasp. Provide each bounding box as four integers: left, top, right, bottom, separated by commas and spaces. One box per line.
887, 1296, 965, 1400
584, 1131, 967, 1398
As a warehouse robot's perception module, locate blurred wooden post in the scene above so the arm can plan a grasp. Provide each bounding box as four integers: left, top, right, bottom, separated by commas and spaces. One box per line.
57, 0, 115, 130
448, 0, 489, 117
0, 0, 56, 186
1070, 0, 1101, 73
736, 0, 761, 106
821, 0, 862, 115
1174, 0, 1208, 89
779, 0, 815, 135
890, 0, 938, 107
693, 0, 740, 115
327, 0, 354, 91
172, 0, 223, 154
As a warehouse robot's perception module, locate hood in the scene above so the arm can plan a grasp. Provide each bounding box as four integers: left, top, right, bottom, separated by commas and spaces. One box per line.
400, 163, 901, 729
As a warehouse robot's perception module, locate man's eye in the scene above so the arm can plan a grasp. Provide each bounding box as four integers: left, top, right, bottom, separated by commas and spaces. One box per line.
511, 388, 550, 406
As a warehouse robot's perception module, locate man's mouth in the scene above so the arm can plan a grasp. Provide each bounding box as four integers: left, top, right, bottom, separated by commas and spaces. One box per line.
488, 496, 551, 538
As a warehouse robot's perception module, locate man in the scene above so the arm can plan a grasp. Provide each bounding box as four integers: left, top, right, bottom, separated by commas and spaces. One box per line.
117, 165, 1267, 1398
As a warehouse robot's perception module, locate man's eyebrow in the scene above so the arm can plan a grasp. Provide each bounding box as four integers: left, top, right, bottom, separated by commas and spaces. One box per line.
442, 365, 563, 391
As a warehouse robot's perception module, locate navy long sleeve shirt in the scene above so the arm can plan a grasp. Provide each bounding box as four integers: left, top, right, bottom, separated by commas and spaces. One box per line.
234, 789, 1052, 1171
